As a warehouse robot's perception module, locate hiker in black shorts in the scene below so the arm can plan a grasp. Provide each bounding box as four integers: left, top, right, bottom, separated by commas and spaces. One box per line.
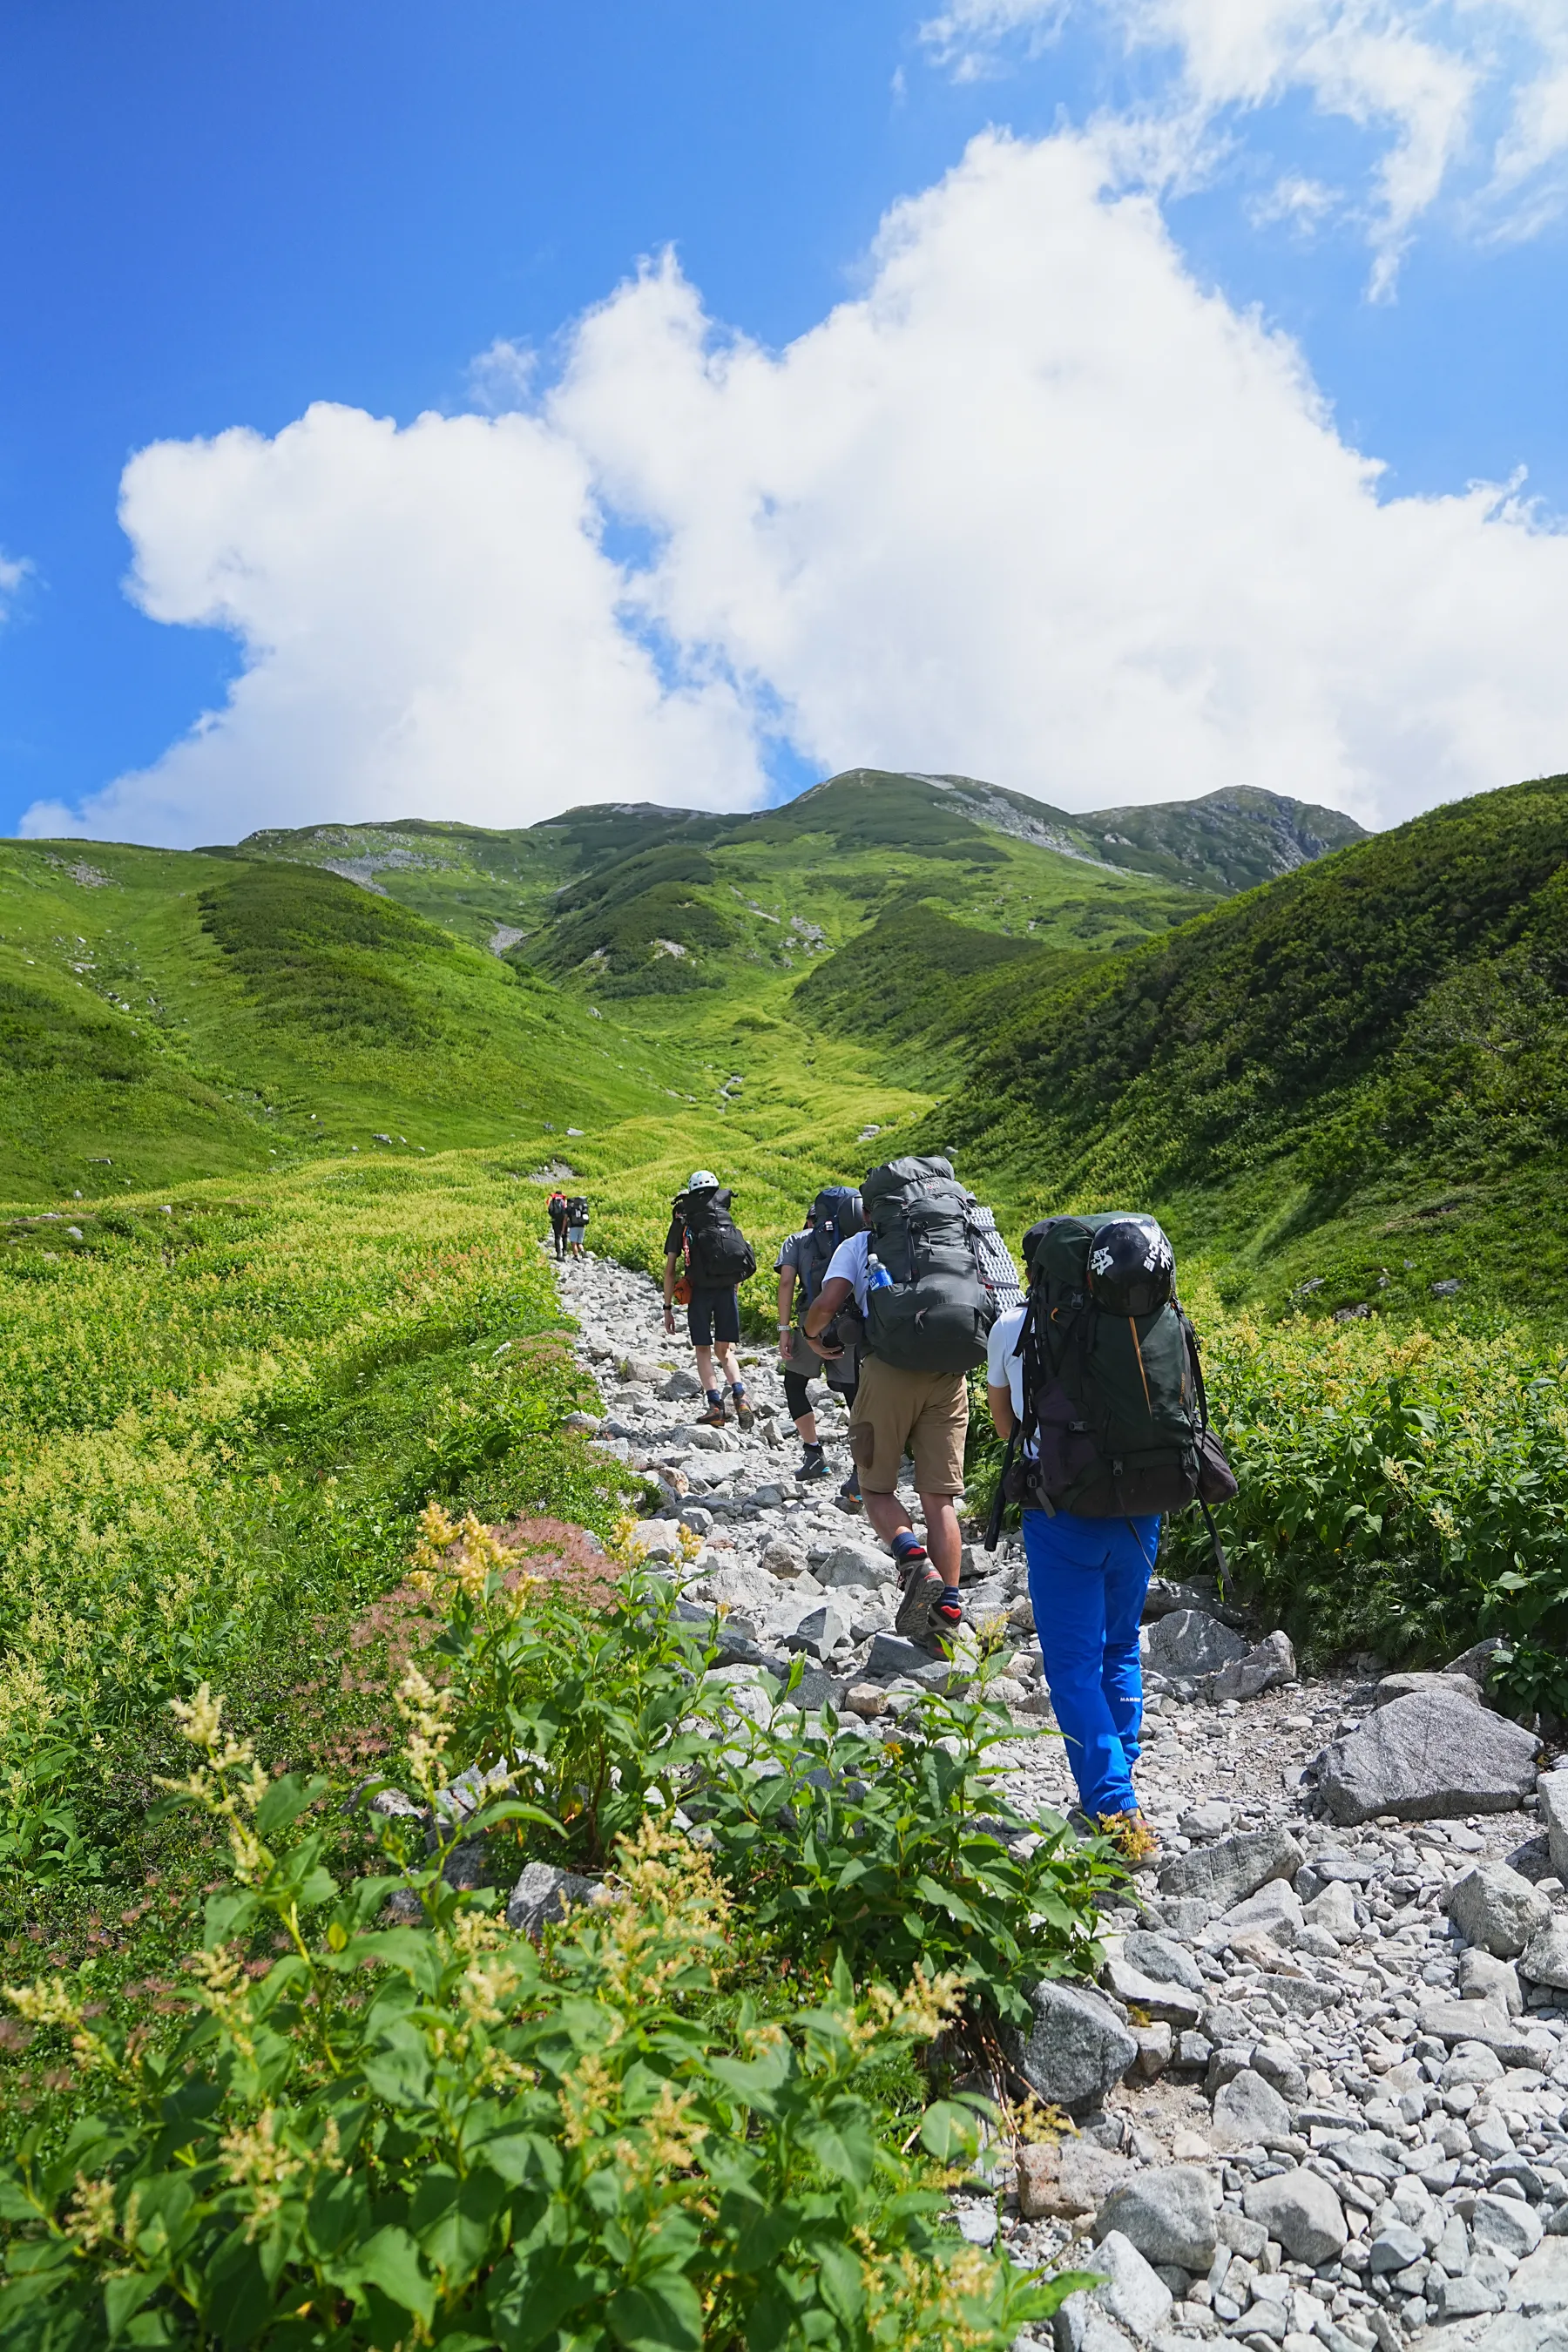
662, 1169, 757, 1429
776, 1187, 864, 1494
547, 1189, 569, 1260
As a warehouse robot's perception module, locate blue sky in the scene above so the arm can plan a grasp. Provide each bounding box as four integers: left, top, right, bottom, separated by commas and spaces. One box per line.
4, 0, 1568, 843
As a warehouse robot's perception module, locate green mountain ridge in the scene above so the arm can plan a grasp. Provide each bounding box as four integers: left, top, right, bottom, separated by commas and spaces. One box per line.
932, 770, 1568, 1317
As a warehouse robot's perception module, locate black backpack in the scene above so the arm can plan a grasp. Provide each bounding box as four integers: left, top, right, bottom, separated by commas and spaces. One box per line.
794, 1186, 864, 1311
677, 1187, 757, 1287
1010, 1212, 1237, 1521
566, 1196, 590, 1226
860, 1156, 997, 1374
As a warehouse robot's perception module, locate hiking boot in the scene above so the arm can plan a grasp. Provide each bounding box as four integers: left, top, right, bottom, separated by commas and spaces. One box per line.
797, 1447, 829, 1480
1096, 1808, 1162, 1870
929, 1587, 963, 1652
733, 1393, 754, 1431
835, 1471, 862, 1515
893, 1551, 945, 1645
698, 1402, 727, 1428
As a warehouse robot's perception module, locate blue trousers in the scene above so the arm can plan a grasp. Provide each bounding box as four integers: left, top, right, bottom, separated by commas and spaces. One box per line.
1024, 1508, 1160, 1821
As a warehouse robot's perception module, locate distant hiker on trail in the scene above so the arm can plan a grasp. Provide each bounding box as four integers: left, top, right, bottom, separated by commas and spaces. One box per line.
564, 1193, 591, 1261
984, 1213, 1236, 1868
775, 1186, 864, 1489
806, 1153, 1010, 1655
663, 1170, 758, 1429
547, 1189, 569, 1260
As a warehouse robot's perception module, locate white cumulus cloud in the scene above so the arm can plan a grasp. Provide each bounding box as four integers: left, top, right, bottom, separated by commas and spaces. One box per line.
551, 130, 1568, 828
24, 401, 765, 847
24, 124, 1568, 848
925, 1, 1568, 290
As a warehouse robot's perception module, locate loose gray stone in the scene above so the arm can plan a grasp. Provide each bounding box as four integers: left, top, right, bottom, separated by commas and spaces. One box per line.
1212, 1632, 1297, 1705
506, 1861, 601, 1934
1222, 1879, 1304, 1946
1538, 1774, 1568, 1886
1523, 1921, 1568, 1992
865, 1630, 937, 1680
1369, 2224, 1427, 2273
1463, 1947, 1527, 2012
1004, 1979, 1139, 2115
1103, 1958, 1205, 2031
1215, 2210, 1269, 2261
1211, 2068, 1292, 2151
1510, 2241, 1568, 2315
783, 1602, 850, 1659
818, 1541, 893, 1590
1243, 2168, 1348, 2264
1123, 1930, 1206, 1994
1143, 1610, 1249, 1678
1018, 2139, 1136, 2220
1302, 1882, 1359, 1942
1446, 1637, 1507, 1684
1441, 2039, 1506, 2086
1058, 2231, 1175, 2349
1316, 1689, 1539, 1826
1438, 2275, 1508, 2320
1476, 2193, 1547, 2261
659, 1368, 704, 1399
1476, 2319, 1568, 2352
1094, 2167, 1220, 2272
1374, 1672, 1484, 1707
1449, 1862, 1552, 1957
1421, 2003, 1547, 2066
1158, 1825, 1304, 1909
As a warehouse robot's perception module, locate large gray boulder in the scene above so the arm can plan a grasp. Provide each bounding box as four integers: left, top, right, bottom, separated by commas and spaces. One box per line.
1055, 2231, 1173, 2350
1004, 1979, 1139, 2115
1094, 2166, 1219, 2272
1157, 1824, 1303, 1909
1316, 1688, 1538, 1825
1143, 1609, 1248, 1677
1211, 2067, 1292, 2152
1243, 2169, 1348, 2265
1448, 1861, 1551, 1957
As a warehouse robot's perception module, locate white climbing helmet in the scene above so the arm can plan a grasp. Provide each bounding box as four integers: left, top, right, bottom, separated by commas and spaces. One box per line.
686, 1169, 719, 1193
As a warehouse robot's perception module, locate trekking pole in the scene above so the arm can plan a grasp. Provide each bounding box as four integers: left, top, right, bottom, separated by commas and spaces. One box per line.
984, 1426, 1018, 1554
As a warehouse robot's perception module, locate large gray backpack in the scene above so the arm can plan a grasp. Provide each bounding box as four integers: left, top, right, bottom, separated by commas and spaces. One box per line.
860, 1155, 1005, 1374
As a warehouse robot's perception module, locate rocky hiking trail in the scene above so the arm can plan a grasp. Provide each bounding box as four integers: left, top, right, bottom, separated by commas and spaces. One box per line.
555, 1247, 1568, 2352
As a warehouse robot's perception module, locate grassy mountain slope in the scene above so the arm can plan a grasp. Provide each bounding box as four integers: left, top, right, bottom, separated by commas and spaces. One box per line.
0, 841, 679, 1200
936, 772, 1568, 1316
1, 770, 1357, 1207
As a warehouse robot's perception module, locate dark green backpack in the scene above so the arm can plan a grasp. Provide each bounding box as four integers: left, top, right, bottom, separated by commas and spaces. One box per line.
1010, 1212, 1236, 1519
860, 1155, 993, 1374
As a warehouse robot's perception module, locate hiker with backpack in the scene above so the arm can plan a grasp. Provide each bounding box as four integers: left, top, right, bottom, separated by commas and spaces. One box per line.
804, 1154, 1017, 1654
564, 1193, 591, 1260
663, 1170, 757, 1429
776, 1186, 864, 1488
547, 1189, 569, 1261
984, 1213, 1236, 1867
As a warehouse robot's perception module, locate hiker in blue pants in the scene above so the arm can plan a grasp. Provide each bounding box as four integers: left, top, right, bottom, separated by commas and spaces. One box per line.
986, 1294, 1161, 1861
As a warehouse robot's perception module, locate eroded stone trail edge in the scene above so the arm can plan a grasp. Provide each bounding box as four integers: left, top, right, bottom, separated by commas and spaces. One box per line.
557, 1247, 1568, 2352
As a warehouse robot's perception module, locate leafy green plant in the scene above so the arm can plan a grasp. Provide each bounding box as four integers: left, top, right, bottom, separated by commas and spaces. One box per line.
408, 1505, 721, 1869
686, 1672, 1113, 2028
0, 1687, 1075, 2352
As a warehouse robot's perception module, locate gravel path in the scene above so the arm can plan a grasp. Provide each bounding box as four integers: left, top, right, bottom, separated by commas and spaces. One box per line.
556, 1247, 1568, 2352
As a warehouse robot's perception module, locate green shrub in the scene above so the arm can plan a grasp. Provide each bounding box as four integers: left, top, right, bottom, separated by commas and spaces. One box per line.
0, 1690, 1074, 2350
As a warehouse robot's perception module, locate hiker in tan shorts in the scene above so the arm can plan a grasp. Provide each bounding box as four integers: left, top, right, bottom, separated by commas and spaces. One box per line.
804, 1217, 968, 1650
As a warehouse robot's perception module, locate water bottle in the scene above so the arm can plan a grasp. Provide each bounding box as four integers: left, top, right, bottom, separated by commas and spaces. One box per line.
867, 1254, 892, 1293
